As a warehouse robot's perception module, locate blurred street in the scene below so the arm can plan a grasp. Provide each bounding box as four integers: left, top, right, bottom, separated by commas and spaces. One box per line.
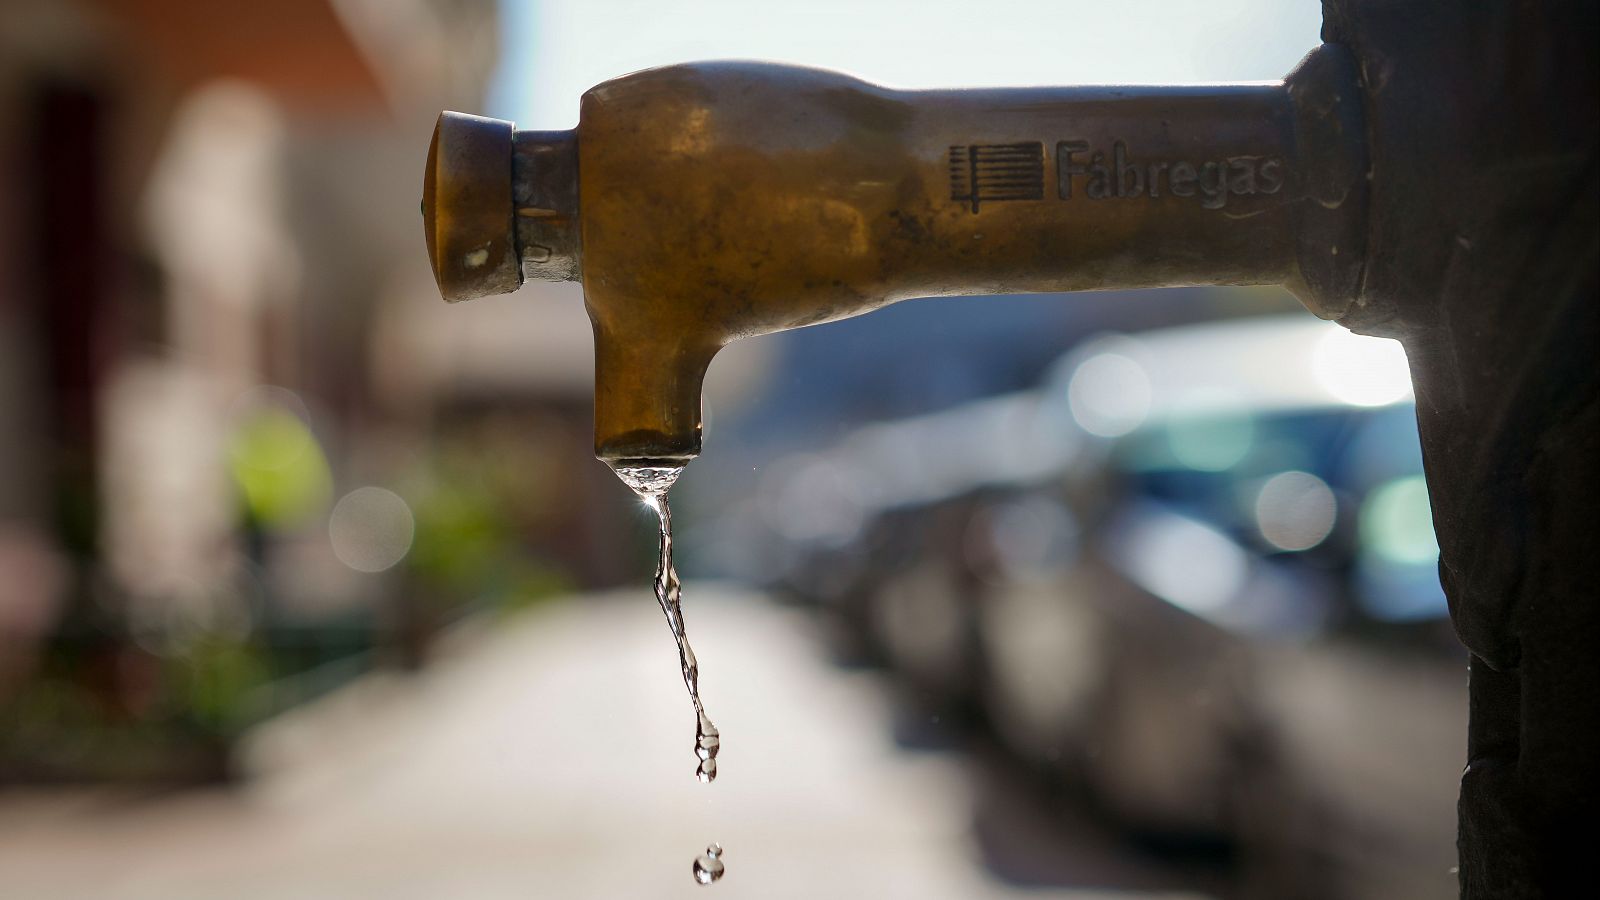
0, 585, 1210, 900
0, 4, 1469, 897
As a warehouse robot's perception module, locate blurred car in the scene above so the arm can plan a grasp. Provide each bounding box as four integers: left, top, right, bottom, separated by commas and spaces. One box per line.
764, 315, 1464, 900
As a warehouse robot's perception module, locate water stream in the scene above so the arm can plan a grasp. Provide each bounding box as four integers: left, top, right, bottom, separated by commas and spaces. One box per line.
612, 463, 725, 883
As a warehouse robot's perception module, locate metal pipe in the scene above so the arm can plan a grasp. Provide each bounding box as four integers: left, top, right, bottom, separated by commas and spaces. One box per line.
422, 44, 1365, 464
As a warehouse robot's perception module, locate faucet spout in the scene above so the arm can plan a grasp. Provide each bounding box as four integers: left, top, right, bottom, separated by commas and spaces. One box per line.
592, 327, 716, 464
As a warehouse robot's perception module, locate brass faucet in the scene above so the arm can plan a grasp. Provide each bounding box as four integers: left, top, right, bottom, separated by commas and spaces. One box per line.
421, 45, 1365, 466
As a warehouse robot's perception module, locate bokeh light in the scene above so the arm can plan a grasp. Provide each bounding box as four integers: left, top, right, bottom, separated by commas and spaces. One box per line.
1067, 351, 1152, 437
1114, 510, 1248, 613
1255, 470, 1338, 551
1362, 475, 1440, 565
1167, 410, 1256, 471
329, 487, 416, 573
1312, 326, 1413, 407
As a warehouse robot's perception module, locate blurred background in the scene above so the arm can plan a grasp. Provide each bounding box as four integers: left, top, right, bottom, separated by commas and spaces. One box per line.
0, 1, 1463, 898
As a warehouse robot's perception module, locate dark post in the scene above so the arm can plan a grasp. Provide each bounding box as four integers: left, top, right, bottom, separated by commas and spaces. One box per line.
1321, 1, 1598, 894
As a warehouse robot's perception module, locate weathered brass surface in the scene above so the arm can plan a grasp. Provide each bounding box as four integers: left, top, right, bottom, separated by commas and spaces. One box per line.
421, 45, 1365, 464
423, 112, 520, 301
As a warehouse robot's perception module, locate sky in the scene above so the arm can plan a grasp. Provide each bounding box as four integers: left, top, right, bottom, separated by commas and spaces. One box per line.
488, 0, 1325, 129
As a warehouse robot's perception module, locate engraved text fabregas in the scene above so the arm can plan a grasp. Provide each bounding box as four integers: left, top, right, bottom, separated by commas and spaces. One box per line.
1057, 140, 1284, 210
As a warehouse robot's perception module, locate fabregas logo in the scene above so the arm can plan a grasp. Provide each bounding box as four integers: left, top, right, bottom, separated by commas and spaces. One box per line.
948, 143, 1045, 213
948, 140, 1286, 213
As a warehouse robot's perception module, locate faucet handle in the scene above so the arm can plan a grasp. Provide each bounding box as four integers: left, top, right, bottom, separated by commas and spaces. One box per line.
422, 111, 521, 302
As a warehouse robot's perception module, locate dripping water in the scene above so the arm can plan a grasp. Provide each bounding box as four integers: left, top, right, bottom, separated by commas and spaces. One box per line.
692, 843, 725, 885
613, 463, 721, 785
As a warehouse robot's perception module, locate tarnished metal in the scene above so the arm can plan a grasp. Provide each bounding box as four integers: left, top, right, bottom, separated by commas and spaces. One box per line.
422, 112, 520, 302
422, 45, 1365, 464
513, 130, 581, 282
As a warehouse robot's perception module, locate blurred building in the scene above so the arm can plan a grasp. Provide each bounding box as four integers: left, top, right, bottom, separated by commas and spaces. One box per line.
0, 0, 629, 782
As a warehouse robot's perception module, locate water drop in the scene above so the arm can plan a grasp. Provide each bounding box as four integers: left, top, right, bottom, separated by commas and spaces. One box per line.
696, 723, 721, 760
612, 464, 683, 497
692, 843, 725, 885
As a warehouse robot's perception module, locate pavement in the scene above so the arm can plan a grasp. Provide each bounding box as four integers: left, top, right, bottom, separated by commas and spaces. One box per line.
0, 584, 1211, 899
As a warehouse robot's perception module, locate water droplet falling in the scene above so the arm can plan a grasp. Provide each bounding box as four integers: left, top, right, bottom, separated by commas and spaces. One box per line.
692, 843, 725, 885
696, 712, 720, 783
613, 464, 721, 784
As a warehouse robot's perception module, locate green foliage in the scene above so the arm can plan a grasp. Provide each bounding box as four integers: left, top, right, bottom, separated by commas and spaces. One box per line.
227, 407, 333, 532
401, 425, 578, 615
174, 636, 273, 733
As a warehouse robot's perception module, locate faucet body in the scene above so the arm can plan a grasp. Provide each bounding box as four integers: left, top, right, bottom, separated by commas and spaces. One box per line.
423, 45, 1364, 464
